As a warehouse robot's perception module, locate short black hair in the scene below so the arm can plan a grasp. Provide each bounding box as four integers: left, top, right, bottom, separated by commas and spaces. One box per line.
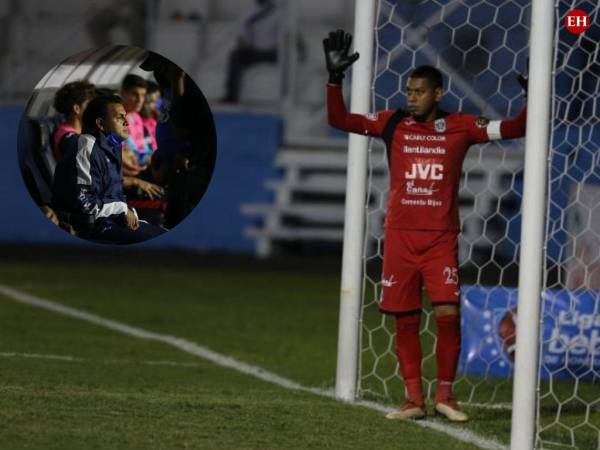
82, 94, 124, 134
409, 65, 443, 90
140, 51, 169, 72
53, 81, 96, 115
145, 80, 160, 96
121, 74, 147, 92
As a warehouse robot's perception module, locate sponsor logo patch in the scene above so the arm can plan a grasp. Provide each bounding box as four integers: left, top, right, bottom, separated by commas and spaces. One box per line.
404, 134, 446, 142
405, 162, 444, 180
381, 275, 397, 288
405, 180, 438, 196
366, 112, 378, 121
434, 118, 446, 133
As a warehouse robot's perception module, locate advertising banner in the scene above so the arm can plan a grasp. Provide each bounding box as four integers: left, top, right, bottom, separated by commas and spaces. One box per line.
460, 285, 600, 379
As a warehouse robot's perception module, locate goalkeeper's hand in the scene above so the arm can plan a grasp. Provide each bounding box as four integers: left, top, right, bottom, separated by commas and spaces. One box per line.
323, 29, 359, 84
517, 58, 528, 95
517, 74, 528, 94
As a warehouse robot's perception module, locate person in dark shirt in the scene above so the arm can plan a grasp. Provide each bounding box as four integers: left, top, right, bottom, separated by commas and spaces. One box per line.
222, 0, 280, 103
52, 94, 165, 244
139, 52, 217, 228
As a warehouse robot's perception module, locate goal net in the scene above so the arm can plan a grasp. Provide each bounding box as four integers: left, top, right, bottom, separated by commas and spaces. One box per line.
358, 0, 599, 447
537, 3, 599, 449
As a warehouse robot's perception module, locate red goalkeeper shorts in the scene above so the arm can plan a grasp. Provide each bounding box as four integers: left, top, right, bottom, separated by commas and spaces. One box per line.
379, 229, 460, 314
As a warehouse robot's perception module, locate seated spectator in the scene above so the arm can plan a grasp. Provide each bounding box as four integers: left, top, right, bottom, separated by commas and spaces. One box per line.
52, 94, 165, 244
52, 81, 97, 160
121, 74, 154, 167
120, 75, 166, 224
50, 82, 164, 208
20, 161, 75, 235
140, 80, 161, 152
222, 0, 280, 103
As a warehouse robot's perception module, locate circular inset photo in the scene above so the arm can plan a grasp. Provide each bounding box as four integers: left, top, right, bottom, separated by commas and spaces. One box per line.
18, 46, 216, 244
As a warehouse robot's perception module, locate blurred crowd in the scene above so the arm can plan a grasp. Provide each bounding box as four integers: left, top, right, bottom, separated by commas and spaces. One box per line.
86, 0, 282, 104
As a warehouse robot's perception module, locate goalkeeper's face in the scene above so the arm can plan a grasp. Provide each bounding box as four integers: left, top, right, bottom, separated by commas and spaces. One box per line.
406, 77, 442, 121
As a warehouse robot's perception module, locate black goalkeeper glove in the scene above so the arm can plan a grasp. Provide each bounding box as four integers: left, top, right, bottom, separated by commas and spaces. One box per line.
517, 58, 528, 96
517, 74, 528, 95
323, 29, 360, 84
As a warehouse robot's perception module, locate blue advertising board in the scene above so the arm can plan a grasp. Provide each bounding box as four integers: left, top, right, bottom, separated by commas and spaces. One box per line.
0, 107, 282, 252
460, 285, 600, 380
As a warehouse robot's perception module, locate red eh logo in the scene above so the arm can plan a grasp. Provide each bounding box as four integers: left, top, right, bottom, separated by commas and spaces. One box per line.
565, 9, 590, 35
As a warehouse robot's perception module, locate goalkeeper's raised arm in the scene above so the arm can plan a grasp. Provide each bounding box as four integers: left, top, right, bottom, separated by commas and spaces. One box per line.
324, 29, 527, 143
324, 30, 398, 137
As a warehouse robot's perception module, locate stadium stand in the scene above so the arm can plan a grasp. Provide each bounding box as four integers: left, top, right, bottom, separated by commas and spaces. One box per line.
157, 0, 209, 20
0, 1, 349, 119
147, 21, 203, 75
241, 142, 523, 259
0, 0, 529, 257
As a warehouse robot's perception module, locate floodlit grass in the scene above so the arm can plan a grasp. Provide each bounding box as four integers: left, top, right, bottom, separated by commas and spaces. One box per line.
0, 252, 596, 449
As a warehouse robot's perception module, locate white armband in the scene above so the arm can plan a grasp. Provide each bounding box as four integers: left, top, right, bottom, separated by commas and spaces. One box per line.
486, 120, 502, 140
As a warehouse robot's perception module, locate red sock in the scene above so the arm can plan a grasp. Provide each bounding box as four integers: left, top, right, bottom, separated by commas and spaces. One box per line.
395, 314, 423, 404
435, 314, 461, 402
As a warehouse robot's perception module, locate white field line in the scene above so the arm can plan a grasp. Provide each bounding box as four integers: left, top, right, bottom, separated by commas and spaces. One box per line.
0, 351, 81, 361
466, 402, 512, 411
0, 351, 202, 368
0, 352, 513, 410
0, 284, 508, 450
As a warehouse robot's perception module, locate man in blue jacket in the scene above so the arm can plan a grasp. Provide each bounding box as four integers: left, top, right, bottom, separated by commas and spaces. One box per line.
52, 94, 165, 244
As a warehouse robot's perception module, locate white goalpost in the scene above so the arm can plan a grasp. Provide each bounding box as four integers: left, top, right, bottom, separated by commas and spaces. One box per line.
509, 0, 554, 448
336, 0, 599, 448
335, 0, 377, 402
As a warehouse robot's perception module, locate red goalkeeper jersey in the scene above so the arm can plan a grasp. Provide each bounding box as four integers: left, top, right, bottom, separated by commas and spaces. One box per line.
327, 84, 527, 232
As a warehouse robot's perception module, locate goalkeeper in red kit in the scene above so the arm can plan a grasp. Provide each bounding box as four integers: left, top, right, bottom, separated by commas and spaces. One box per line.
324, 30, 527, 422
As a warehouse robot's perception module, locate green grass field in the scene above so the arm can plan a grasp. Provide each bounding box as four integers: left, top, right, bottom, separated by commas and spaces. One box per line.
0, 247, 595, 449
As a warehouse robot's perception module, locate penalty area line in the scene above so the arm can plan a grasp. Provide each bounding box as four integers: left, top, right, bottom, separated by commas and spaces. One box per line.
0, 351, 203, 368
0, 284, 507, 450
